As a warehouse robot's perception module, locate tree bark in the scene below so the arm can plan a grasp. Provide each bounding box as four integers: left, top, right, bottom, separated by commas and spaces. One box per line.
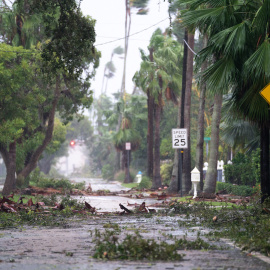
195, 34, 208, 192
152, 92, 162, 189
147, 48, 154, 180
2, 142, 17, 195
182, 32, 194, 194
123, 149, 129, 183
260, 120, 270, 203
168, 29, 188, 193
120, 0, 131, 95
203, 93, 223, 194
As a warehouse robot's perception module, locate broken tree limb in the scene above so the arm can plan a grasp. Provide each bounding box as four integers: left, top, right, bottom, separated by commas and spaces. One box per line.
119, 203, 132, 214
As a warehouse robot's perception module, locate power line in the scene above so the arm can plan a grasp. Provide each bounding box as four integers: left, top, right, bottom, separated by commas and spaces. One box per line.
95, 17, 170, 46
183, 39, 198, 56
0, 17, 170, 54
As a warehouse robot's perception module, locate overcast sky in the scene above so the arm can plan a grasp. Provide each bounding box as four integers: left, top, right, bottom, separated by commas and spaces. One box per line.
80, 0, 170, 98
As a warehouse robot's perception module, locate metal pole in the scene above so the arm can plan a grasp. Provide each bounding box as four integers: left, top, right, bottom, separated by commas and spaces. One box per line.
127, 150, 130, 183
206, 142, 209, 161
178, 149, 183, 197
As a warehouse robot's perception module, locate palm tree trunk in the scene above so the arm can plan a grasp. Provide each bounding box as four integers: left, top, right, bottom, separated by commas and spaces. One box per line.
260, 120, 270, 203
182, 32, 194, 194
147, 48, 154, 179
168, 29, 188, 193
195, 34, 208, 192
152, 92, 162, 189
123, 150, 130, 183
203, 93, 223, 194
147, 91, 154, 179
120, 0, 131, 95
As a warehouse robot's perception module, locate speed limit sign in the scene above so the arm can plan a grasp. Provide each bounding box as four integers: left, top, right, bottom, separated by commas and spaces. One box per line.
172, 129, 188, 149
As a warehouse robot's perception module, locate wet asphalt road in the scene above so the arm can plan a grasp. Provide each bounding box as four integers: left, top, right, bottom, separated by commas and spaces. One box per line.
0, 178, 270, 269
0, 215, 270, 270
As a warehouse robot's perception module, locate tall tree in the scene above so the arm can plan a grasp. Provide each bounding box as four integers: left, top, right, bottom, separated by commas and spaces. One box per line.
195, 34, 208, 191
101, 46, 124, 94
182, 31, 194, 193
179, 0, 270, 199
134, 29, 181, 188
0, 0, 100, 195
120, 0, 150, 95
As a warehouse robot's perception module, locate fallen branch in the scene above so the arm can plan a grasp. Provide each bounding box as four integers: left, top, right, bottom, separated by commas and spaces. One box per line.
119, 203, 132, 214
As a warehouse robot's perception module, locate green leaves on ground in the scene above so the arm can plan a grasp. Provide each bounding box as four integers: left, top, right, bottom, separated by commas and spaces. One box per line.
93, 229, 184, 261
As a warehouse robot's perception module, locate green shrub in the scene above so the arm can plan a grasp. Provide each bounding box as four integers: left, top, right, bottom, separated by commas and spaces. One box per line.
114, 170, 125, 182
138, 176, 152, 189
28, 168, 41, 184
73, 181, 85, 190
37, 177, 73, 189
60, 195, 83, 208
160, 162, 173, 186
224, 150, 260, 187
114, 169, 136, 182
101, 164, 114, 180
216, 182, 254, 197
129, 169, 136, 182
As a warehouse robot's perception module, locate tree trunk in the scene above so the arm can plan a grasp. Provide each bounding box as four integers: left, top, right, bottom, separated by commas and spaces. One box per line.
152, 92, 162, 189
38, 153, 55, 174
260, 120, 270, 203
120, 0, 131, 95
147, 48, 154, 179
195, 34, 208, 192
182, 32, 194, 194
147, 91, 154, 179
18, 76, 61, 180
2, 142, 17, 195
123, 150, 130, 183
168, 29, 188, 193
203, 93, 223, 194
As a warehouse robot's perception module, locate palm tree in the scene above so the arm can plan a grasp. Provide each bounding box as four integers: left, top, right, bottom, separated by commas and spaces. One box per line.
179, 0, 270, 199
182, 31, 195, 193
106, 94, 145, 183
121, 0, 150, 95
134, 29, 182, 188
101, 46, 124, 94
195, 34, 208, 191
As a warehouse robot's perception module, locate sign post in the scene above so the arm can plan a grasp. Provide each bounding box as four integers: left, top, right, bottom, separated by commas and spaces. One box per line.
125, 142, 131, 183
172, 129, 188, 196
204, 137, 211, 160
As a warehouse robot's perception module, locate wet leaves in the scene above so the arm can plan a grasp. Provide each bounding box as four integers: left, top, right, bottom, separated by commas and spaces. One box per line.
93, 229, 184, 261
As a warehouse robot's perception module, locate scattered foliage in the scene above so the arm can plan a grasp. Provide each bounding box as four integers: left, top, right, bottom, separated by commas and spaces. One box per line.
92, 229, 184, 261
138, 176, 152, 189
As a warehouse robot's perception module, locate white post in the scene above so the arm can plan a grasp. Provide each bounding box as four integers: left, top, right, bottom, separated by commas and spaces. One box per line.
191, 167, 200, 199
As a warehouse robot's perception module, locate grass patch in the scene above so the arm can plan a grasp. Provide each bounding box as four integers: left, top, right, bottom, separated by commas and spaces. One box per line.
171, 196, 236, 207
121, 183, 138, 189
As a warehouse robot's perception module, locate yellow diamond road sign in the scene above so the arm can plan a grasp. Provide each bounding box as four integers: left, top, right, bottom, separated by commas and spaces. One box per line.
260, 83, 270, 105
